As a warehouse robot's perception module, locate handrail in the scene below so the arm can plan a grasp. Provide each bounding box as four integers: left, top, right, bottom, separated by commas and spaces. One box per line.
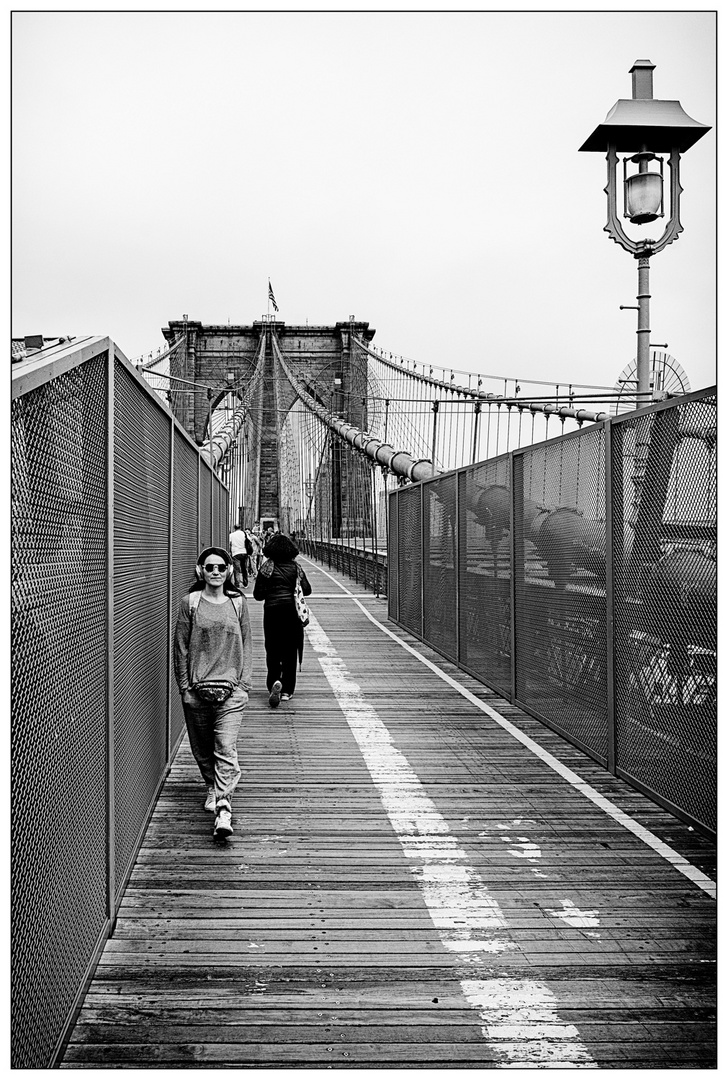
353, 337, 614, 424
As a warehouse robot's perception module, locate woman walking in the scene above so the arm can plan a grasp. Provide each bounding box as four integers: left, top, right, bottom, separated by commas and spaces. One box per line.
253, 533, 312, 707
174, 546, 253, 840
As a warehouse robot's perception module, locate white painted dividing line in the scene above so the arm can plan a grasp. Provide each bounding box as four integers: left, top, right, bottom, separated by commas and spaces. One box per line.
306, 610, 596, 1068
302, 558, 716, 901
306, 593, 376, 599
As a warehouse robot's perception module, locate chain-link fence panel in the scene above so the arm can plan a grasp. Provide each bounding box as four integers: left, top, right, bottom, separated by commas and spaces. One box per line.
212, 470, 226, 546
458, 456, 512, 695
171, 432, 200, 746
611, 392, 716, 832
513, 426, 608, 761
11, 355, 109, 1069
199, 461, 212, 546
423, 474, 457, 661
387, 490, 399, 619
112, 362, 171, 897
396, 484, 422, 634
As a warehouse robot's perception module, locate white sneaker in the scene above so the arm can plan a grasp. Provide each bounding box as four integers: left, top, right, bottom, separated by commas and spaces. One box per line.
204, 788, 216, 813
214, 804, 233, 840
269, 680, 282, 708
280, 693, 292, 701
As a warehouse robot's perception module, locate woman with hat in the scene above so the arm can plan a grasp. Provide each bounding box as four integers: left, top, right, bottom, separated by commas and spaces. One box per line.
174, 546, 253, 840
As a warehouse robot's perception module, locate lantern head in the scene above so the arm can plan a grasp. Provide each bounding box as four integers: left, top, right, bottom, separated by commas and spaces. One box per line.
579, 60, 710, 253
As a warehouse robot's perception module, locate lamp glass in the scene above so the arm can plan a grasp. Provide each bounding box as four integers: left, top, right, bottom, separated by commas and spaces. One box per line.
625, 171, 663, 224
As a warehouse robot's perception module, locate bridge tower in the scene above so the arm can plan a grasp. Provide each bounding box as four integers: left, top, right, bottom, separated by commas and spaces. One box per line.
162, 316, 375, 532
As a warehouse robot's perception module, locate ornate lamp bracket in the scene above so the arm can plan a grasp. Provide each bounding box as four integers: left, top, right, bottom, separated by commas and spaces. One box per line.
604, 146, 636, 253
603, 146, 684, 258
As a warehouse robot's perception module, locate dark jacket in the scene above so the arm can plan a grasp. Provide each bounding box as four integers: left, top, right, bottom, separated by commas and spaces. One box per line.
253, 560, 312, 607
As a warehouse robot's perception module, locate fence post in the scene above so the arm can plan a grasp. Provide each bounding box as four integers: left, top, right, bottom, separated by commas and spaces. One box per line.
420, 482, 425, 640
605, 420, 616, 773
455, 471, 461, 663
105, 346, 116, 925
509, 453, 519, 703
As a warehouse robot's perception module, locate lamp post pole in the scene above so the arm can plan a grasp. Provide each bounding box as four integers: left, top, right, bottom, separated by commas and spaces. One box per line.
636, 255, 651, 397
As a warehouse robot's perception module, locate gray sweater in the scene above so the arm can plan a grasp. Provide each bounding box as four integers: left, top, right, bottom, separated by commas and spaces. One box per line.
174, 592, 254, 694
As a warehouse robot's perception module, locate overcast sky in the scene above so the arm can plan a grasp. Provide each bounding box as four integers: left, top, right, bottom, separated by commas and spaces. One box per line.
12, 9, 716, 394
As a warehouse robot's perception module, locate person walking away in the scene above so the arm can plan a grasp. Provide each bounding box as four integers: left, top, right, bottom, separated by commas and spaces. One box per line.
243, 529, 255, 579
174, 547, 253, 839
253, 533, 311, 707
229, 523, 249, 588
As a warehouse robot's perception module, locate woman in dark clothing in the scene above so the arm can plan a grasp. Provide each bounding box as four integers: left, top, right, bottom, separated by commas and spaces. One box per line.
253, 533, 312, 707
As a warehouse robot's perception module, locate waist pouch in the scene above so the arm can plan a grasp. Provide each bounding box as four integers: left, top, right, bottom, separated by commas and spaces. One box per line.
193, 681, 235, 704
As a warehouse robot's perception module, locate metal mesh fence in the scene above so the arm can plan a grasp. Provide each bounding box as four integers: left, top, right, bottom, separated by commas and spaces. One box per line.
423, 474, 457, 661
112, 362, 171, 896
199, 461, 212, 546
396, 484, 422, 635
389, 389, 715, 833
388, 490, 399, 619
458, 456, 512, 696
11, 355, 109, 1070
171, 433, 200, 746
11, 341, 231, 1067
212, 467, 223, 544
514, 425, 608, 761
611, 394, 717, 830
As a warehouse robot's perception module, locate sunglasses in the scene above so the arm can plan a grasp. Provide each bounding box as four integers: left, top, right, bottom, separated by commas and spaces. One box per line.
203, 562, 227, 573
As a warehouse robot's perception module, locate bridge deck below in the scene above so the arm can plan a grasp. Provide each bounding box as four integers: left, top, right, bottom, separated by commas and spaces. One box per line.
63, 557, 716, 1069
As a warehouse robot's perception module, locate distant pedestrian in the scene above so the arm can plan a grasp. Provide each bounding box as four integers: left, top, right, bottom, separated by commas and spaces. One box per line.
174, 547, 253, 840
251, 526, 264, 573
229, 524, 249, 587
253, 533, 311, 707
244, 529, 256, 579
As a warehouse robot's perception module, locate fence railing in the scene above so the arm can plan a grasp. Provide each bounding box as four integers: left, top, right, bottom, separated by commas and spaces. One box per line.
11, 337, 229, 1069
298, 537, 388, 595
388, 388, 716, 835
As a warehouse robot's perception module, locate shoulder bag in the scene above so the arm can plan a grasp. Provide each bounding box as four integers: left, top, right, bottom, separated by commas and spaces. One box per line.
294, 564, 310, 627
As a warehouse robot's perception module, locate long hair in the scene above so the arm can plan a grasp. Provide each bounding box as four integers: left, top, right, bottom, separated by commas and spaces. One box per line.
189, 546, 242, 595
263, 533, 299, 563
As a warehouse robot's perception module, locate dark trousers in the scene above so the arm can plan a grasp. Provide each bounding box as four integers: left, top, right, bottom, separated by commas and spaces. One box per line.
233, 553, 248, 587
263, 603, 301, 695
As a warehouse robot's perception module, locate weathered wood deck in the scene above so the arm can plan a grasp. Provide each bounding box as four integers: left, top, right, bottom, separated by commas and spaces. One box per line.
63, 557, 716, 1069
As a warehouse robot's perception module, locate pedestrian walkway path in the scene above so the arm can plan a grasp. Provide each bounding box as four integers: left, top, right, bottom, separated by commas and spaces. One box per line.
63, 558, 716, 1069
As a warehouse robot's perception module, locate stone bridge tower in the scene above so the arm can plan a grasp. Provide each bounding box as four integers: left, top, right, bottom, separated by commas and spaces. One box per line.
162, 316, 375, 530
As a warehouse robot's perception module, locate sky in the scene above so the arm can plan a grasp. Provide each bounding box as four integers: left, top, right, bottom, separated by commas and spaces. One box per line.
11, 9, 717, 394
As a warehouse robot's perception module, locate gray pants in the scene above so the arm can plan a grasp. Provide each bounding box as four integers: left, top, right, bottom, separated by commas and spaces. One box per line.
182, 686, 248, 803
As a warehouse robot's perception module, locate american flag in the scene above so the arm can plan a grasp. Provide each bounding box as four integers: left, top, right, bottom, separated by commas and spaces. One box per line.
268, 280, 279, 312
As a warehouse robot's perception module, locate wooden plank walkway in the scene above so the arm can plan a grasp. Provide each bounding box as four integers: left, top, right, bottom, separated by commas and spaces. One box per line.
63, 557, 716, 1069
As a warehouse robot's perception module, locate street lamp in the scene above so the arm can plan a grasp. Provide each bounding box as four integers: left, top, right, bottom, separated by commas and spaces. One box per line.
579, 60, 710, 398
